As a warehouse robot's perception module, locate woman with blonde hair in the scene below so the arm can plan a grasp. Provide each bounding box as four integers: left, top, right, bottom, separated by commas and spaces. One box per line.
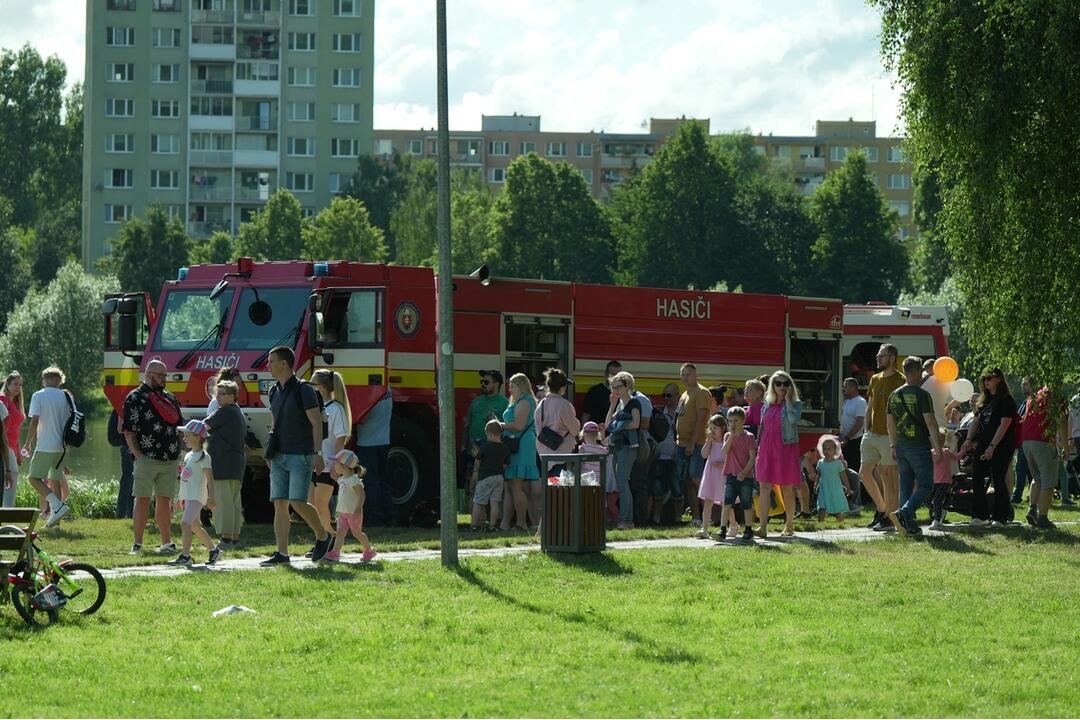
754, 370, 803, 537
500, 372, 538, 530
605, 371, 642, 530
0, 371, 24, 507
308, 369, 353, 551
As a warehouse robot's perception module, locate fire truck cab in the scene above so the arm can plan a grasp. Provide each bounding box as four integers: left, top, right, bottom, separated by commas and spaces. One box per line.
103, 259, 946, 522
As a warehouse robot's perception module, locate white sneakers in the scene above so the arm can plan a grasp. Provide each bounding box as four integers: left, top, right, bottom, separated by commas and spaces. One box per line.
44, 503, 70, 528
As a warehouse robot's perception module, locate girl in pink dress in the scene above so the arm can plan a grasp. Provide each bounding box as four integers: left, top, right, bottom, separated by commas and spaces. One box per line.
696, 414, 729, 539
754, 371, 803, 538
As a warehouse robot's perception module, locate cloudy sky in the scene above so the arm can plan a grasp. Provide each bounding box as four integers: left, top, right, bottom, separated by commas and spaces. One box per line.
0, 0, 903, 136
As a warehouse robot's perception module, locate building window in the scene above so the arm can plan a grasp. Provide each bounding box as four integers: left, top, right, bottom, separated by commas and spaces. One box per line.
105, 27, 136, 46
152, 63, 180, 83
106, 134, 135, 153
546, 142, 567, 157
287, 66, 316, 86
490, 168, 505, 183
898, 226, 911, 241
575, 141, 593, 158
191, 25, 234, 44
236, 61, 278, 81
489, 141, 509, 156
286, 136, 315, 157
107, 63, 135, 83
150, 134, 179, 153
150, 169, 180, 189
287, 32, 316, 51
458, 139, 480, 158
106, 169, 134, 189
191, 132, 232, 150
285, 172, 314, 192
151, 99, 181, 118
107, 0, 136, 9
287, 102, 315, 121
374, 139, 394, 156
829, 146, 848, 162
409, 139, 423, 155
333, 0, 360, 16
105, 204, 132, 223
330, 103, 362, 123
863, 146, 880, 163
888, 173, 911, 189
580, 168, 593, 184
288, 0, 314, 15
775, 145, 792, 159
332, 33, 362, 52
332, 68, 362, 87
797, 146, 816, 159
331, 138, 359, 158
105, 97, 135, 117
329, 172, 350, 193
151, 27, 181, 47
152, 0, 181, 10
889, 200, 910, 217
164, 204, 183, 221
520, 141, 535, 154
887, 146, 903, 163
190, 96, 232, 116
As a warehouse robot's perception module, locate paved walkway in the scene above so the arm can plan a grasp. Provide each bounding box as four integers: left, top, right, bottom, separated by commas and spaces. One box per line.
99, 521, 1074, 580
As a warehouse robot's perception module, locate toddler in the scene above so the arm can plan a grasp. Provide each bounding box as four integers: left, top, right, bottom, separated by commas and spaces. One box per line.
930, 428, 964, 530
814, 436, 850, 524
168, 420, 220, 567
470, 419, 509, 531
722, 406, 758, 542
578, 421, 616, 525
697, 414, 729, 539
325, 450, 377, 562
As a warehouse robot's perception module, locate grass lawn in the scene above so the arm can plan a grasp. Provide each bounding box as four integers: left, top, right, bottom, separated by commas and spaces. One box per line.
2, 524, 1078, 717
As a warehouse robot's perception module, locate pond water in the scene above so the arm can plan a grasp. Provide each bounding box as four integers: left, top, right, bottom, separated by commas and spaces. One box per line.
58, 415, 122, 486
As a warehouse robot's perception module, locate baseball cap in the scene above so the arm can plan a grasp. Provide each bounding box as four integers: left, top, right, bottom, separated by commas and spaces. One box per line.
332, 449, 360, 469
178, 419, 207, 439
479, 370, 504, 384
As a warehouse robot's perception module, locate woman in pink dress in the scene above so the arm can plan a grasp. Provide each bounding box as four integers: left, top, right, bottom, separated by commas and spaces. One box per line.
754, 370, 803, 538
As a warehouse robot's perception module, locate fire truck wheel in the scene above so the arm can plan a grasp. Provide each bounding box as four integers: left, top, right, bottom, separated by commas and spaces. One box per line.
386, 417, 435, 515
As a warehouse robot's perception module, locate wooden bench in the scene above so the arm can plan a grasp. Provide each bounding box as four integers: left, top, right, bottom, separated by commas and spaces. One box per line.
0, 508, 39, 604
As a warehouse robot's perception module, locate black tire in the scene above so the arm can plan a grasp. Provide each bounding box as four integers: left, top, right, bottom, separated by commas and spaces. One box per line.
11, 585, 58, 626
387, 417, 437, 519
54, 563, 106, 616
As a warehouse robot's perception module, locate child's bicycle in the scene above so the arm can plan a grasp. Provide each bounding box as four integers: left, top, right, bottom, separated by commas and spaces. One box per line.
0, 524, 106, 626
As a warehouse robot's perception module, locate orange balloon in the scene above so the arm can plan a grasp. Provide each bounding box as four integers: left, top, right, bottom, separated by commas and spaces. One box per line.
933, 356, 959, 383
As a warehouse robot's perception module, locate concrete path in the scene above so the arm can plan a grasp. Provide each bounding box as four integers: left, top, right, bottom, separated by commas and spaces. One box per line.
99, 520, 1073, 580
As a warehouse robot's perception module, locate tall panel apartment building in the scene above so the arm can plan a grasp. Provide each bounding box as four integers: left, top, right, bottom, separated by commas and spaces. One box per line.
82, 0, 374, 267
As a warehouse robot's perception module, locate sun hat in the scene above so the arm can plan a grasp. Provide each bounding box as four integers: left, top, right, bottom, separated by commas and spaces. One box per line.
332, 449, 360, 469
816, 433, 841, 457
179, 419, 207, 439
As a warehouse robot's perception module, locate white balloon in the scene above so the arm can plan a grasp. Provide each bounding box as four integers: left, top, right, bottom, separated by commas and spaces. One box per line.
923, 376, 951, 424
951, 378, 975, 403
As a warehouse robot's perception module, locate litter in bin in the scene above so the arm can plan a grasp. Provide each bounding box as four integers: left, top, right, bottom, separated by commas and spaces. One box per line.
212, 604, 257, 617
548, 470, 600, 486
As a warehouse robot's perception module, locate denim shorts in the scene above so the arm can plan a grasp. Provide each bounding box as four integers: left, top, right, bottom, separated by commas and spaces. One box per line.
270, 453, 315, 502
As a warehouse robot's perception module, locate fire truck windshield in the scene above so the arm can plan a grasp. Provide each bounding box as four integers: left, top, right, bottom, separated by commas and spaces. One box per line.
226, 287, 310, 351
153, 289, 235, 351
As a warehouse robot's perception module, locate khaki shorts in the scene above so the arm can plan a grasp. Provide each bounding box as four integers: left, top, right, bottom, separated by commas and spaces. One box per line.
28, 451, 65, 482
1023, 440, 1059, 490
473, 474, 504, 505
133, 456, 179, 499
859, 432, 896, 468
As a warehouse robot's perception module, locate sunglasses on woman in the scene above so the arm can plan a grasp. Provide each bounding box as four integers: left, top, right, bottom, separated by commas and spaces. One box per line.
773, 380, 791, 387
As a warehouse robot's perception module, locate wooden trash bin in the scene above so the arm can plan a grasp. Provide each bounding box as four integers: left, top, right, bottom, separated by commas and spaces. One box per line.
540, 453, 606, 554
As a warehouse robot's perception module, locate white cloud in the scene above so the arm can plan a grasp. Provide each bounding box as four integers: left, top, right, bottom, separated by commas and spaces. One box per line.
0, 0, 904, 137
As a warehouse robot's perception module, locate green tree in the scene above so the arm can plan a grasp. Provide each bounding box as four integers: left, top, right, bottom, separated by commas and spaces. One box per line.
103, 204, 191, 296
0, 45, 69, 226
910, 165, 949, 292
0, 261, 119, 401
26, 198, 80, 286
344, 153, 412, 260
899, 278, 972, 379
609, 121, 738, 289
491, 154, 613, 283
445, 185, 497, 273
0, 225, 32, 328
233, 189, 303, 260
302, 196, 387, 262
388, 159, 437, 266
875, 0, 1080, 387
190, 230, 234, 265
807, 152, 908, 303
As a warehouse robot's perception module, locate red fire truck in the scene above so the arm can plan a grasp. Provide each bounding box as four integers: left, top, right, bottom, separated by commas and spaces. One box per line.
102, 258, 948, 520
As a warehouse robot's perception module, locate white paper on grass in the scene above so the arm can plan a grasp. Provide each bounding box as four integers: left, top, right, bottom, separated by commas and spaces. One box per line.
212, 604, 257, 617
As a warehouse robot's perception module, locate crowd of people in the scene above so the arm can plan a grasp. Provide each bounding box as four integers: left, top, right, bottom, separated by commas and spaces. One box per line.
1, 342, 1076, 562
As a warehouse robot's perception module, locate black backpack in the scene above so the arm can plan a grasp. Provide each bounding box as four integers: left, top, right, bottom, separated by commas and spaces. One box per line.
648, 411, 671, 444
63, 391, 86, 448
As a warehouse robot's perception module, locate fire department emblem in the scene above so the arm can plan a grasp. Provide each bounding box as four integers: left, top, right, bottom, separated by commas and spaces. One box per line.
394, 301, 420, 338
205, 376, 218, 401
830, 315, 842, 330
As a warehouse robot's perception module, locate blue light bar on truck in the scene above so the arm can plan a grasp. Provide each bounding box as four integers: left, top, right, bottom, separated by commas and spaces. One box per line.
313, 262, 330, 276
177, 267, 188, 280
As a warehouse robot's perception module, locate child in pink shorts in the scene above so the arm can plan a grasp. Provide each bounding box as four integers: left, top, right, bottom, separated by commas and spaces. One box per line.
324, 449, 377, 563
168, 419, 220, 567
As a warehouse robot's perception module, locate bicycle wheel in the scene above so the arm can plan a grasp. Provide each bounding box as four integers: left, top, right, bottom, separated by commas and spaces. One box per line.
54, 563, 107, 616
11, 585, 58, 626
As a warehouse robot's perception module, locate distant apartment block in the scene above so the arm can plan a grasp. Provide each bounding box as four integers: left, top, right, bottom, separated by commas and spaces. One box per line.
373, 115, 917, 239
82, 0, 374, 267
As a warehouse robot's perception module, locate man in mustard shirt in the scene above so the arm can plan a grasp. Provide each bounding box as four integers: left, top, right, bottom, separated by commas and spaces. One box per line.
675, 363, 713, 527
860, 344, 906, 531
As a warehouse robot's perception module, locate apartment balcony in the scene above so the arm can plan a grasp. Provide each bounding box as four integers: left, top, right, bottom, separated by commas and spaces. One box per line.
449, 153, 482, 166
236, 10, 280, 27
189, 185, 231, 202
188, 220, 233, 238
190, 43, 236, 62
599, 155, 644, 170
235, 185, 275, 202
236, 45, 279, 60
235, 79, 279, 97
233, 149, 278, 167
189, 150, 234, 166
190, 79, 234, 94
236, 116, 278, 132
798, 156, 826, 173
189, 114, 234, 131
191, 8, 233, 23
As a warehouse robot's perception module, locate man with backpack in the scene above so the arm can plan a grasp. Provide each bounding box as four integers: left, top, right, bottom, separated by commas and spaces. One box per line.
23, 366, 76, 528
123, 359, 182, 553
261, 346, 332, 565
